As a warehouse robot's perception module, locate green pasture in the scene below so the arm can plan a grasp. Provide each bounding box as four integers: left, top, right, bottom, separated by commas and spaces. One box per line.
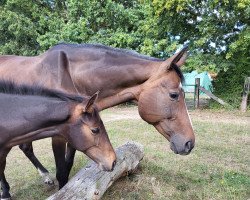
5, 107, 250, 200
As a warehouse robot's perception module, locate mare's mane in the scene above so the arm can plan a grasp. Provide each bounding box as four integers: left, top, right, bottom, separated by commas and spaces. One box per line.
171, 63, 185, 83
0, 80, 83, 102
50, 43, 185, 83
51, 43, 163, 62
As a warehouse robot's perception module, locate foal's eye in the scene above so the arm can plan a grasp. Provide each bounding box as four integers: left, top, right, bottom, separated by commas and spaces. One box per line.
91, 128, 100, 135
169, 93, 179, 100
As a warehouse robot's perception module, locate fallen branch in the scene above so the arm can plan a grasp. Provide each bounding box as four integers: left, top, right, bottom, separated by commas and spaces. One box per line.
47, 141, 144, 200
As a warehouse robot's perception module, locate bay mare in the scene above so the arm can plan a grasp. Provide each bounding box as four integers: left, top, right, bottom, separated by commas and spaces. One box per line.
0, 81, 116, 199
0, 44, 195, 187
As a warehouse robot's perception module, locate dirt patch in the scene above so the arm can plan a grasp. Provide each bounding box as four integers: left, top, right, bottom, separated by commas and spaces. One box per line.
189, 109, 250, 125
102, 106, 250, 125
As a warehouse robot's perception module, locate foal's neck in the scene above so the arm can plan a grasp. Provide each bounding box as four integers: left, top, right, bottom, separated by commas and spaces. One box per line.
6, 126, 62, 148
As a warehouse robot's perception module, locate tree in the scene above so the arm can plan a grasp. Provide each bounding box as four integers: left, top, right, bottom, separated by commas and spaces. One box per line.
0, 0, 180, 56
153, 0, 250, 107
0, 0, 249, 107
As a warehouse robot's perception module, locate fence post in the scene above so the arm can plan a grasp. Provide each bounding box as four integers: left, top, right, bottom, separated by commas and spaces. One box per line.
240, 77, 250, 112
194, 78, 200, 109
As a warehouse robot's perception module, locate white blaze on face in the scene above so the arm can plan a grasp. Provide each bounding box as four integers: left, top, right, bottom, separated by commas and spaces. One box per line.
179, 83, 193, 127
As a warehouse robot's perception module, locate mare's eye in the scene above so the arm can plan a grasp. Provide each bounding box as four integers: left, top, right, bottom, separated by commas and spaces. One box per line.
91, 127, 100, 135
169, 93, 179, 100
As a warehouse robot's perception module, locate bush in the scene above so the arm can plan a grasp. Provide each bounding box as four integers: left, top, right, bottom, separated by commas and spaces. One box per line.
213, 63, 250, 109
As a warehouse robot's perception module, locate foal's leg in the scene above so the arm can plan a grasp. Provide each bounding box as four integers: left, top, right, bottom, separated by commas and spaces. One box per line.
19, 143, 54, 185
0, 149, 11, 200
52, 136, 68, 189
65, 143, 76, 179
1, 174, 10, 200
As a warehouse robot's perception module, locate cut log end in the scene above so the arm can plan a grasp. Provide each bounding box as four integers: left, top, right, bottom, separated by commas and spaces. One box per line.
47, 141, 144, 200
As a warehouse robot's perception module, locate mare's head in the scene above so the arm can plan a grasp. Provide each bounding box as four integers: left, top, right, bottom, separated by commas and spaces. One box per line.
138, 47, 195, 155
67, 93, 116, 171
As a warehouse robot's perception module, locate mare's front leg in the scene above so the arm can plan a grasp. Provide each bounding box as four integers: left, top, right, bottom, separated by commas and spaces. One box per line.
19, 143, 54, 185
0, 149, 11, 200
65, 144, 76, 179
52, 136, 68, 189
1, 174, 10, 200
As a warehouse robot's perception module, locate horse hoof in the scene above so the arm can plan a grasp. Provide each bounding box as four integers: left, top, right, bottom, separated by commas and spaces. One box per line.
1, 192, 11, 200
1, 194, 11, 200
44, 177, 54, 185
42, 173, 55, 185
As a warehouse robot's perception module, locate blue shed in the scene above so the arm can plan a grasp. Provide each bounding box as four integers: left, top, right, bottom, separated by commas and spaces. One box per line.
183, 71, 213, 94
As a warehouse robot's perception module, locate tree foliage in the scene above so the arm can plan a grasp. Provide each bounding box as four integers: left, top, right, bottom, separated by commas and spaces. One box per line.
0, 0, 178, 56
153, 0, 250, 107
0, 0, 249, 107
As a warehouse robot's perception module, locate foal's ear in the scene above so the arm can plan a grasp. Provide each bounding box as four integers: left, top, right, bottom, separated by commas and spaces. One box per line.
166, 46, 188, 69
83, 91, 99, 113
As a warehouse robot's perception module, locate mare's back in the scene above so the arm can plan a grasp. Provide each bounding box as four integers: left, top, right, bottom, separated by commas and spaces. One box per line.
0, 55, 43, 86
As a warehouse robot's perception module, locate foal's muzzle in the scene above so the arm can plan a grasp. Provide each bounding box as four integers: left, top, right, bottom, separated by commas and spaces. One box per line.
170, 134, 194, 155
98, 160, 116, 172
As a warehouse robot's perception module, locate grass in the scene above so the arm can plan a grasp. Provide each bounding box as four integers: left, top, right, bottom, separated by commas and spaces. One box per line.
4, 107, 250, 200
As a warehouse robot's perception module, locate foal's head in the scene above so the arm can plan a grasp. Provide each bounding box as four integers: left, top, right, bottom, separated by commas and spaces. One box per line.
66, 93, 116, 171
138, 47, 195, 155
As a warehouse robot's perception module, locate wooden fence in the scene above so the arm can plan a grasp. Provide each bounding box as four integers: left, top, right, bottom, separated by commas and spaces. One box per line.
240, 77, 250, 112
184, 78, 228, 109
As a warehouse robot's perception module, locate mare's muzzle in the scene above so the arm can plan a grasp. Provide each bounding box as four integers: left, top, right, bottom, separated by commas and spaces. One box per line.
170, 134, 194, 155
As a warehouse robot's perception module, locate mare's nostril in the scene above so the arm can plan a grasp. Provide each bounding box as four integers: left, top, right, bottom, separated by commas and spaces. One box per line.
185, 141, 192, 152
111, 160, 116, 171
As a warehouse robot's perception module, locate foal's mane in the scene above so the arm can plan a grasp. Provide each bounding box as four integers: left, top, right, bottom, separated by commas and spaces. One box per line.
51, 43, 185, 83
0, 81, 84, 102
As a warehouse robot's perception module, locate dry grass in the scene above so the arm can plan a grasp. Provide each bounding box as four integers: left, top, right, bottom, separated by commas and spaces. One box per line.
4, 107, 250, 200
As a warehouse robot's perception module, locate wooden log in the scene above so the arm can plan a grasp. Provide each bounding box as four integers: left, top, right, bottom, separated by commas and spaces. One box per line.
47, 141, 144, 200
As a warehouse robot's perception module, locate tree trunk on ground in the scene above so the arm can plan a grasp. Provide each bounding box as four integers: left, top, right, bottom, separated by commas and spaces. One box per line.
47, 141, 144, 200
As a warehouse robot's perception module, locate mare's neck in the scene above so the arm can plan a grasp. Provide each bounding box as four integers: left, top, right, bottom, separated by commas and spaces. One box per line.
96, 61, 161, 110
72, 56, 162, 110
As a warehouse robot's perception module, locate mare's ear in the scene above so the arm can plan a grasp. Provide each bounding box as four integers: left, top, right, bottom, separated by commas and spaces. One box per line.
150, 46, 188, 81
165, 46, 188, 69
83, 91, 99, 113
160, 46, 188, 72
